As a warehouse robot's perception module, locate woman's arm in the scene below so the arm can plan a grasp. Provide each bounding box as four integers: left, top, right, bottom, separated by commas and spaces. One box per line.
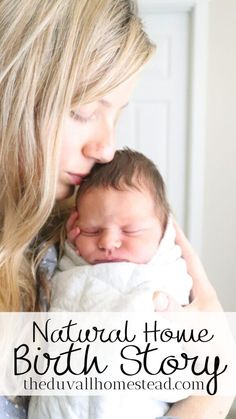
154, 221, 234, 418
154, 220, 222, 312
174, 220, 221, 310
166, 395, 233, 419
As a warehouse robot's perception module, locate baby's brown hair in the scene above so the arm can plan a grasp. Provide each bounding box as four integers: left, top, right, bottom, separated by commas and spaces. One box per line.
76, 148, 170, 229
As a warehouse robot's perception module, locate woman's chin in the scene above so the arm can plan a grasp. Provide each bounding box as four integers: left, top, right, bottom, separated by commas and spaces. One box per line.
56, 183, 75, 201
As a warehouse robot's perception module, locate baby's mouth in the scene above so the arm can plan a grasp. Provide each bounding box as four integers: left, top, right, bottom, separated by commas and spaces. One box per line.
93, 258, 128, 264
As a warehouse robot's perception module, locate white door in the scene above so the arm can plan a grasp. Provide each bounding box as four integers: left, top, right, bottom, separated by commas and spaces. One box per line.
116, 11, 189, 228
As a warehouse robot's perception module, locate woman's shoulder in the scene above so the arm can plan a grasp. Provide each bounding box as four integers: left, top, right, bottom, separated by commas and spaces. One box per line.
38, 245, 58, 311
39, 245, 58, 278
0, 396, 28, 419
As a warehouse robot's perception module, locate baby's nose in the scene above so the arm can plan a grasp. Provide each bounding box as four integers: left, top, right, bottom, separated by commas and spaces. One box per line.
98, 233, 122, 251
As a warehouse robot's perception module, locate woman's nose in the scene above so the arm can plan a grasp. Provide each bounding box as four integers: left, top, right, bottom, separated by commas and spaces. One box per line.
98, 233, 122, 252
82, 121, 115, 163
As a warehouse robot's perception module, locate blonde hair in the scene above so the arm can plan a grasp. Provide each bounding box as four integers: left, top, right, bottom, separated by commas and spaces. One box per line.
0, 0, 155, 311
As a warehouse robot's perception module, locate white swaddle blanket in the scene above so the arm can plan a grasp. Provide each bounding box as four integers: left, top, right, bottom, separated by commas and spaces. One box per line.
50, 218, 192, 312
29, 218, 192, 419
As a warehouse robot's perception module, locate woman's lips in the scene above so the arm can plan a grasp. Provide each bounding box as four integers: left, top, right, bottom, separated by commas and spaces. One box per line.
67, 173, 88, 185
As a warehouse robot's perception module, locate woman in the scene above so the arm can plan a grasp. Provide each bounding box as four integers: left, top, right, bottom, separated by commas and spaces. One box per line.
0, 0, 233, 418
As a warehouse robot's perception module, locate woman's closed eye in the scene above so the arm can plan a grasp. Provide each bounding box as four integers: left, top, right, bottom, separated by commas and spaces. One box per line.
70, 110, 96, 124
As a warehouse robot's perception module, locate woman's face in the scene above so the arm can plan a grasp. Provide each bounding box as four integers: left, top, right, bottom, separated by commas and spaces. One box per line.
57, 75, 138, 200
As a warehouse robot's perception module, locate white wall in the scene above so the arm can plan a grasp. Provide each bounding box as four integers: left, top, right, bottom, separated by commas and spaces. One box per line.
202, 0, 236, 312
196, 4, 236, 413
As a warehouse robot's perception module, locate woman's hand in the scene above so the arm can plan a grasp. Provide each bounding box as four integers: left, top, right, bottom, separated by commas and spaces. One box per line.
154, 220, 223, 313
65, 210, 80, 253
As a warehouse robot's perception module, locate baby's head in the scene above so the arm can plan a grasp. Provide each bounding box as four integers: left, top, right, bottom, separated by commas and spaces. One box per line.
75, 149, 170, 264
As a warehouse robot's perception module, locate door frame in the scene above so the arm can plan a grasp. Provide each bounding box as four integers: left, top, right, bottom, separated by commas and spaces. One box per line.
138, 0, 209, 255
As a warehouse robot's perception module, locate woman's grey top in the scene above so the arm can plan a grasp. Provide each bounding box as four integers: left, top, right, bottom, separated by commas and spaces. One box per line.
0, 246, 180, 419
0, 247, 58, 419
0, 397, 29, 419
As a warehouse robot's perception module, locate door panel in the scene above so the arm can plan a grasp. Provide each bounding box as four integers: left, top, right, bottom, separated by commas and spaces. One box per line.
116, 12, 189, 227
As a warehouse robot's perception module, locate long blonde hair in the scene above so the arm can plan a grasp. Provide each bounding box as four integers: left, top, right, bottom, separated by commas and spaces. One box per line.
0, 0, 155, 311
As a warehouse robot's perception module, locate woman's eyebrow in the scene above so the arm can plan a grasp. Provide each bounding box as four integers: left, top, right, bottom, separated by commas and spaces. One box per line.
99, 99, 129, 110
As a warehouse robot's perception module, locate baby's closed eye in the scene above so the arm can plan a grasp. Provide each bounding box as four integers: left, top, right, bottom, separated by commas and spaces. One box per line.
122, 229, 144, 236
80, 229, 100, 236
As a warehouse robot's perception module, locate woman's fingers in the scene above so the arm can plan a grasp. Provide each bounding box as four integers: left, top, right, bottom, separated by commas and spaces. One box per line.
153, 291, 183, 312
66, 210, 79, 233
153, 290, 201, 313
154, 289, 222, 316
154, 288, 222, 314
66, 210, 80, 249
67, 227, 80, 245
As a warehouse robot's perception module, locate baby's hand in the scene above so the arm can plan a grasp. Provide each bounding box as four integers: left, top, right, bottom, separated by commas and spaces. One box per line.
66, 210, 81, 254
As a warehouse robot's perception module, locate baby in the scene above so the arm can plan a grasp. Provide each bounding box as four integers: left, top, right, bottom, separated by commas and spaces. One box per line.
74, 149, 168, 266
29, 149, 192, 419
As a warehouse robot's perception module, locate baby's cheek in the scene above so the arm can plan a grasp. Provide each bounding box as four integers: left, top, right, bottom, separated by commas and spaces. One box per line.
131, 236, 157, 262
77, 236, 99, 260
125, 238, 146, 258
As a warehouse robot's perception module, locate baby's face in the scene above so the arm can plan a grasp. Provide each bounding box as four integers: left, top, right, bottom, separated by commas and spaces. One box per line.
75, 186, 163, 265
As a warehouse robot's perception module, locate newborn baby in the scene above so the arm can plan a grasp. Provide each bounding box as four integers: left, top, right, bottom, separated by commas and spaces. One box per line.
29, 149, 192, 419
